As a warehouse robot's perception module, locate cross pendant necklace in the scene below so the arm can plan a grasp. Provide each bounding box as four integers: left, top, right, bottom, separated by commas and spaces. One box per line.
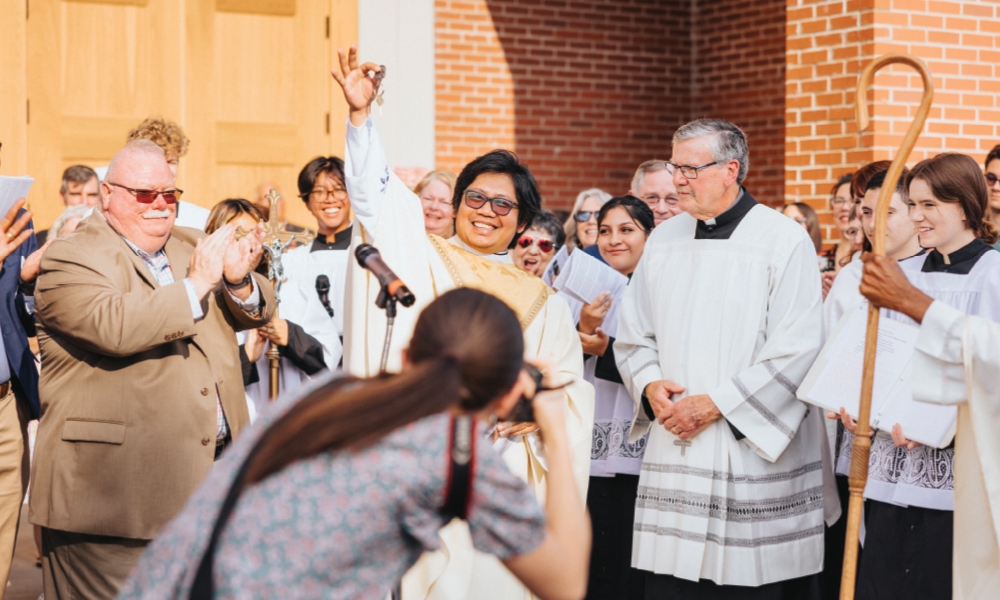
674, 439, 692, 456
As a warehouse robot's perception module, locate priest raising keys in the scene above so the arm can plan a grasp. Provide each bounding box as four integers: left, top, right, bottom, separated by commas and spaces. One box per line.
331, 46, 594, 599
615, 119, 826, 599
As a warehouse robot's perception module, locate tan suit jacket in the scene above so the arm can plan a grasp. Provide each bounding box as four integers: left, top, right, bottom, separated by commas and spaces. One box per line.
28, 212, 274, 539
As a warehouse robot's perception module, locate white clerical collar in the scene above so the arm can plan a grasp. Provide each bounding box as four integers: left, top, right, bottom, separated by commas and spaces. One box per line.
447, 235, 513, 264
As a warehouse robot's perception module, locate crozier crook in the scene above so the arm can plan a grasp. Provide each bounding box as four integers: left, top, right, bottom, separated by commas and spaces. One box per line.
840, 53, 934, 600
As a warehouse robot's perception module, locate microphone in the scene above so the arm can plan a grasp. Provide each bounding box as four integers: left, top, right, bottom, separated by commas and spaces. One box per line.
354, 244, 416, 307
315, 275, 334, 318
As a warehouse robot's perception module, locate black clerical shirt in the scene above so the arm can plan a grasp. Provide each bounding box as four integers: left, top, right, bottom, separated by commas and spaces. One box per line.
921, 237, 993, 274
310, 225, 353, 253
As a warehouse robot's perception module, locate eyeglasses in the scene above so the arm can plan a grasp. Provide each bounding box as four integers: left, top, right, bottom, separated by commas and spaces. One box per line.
517, 235, 554, 253
574, 210, 598, 223
107, 182, 182, 204
642, 195, 678, 205
463, 190, 519, 216
987, 173, 1000, 186
666, 161, 718, 179
831, 197, 851, 206
302, 187, 348, 202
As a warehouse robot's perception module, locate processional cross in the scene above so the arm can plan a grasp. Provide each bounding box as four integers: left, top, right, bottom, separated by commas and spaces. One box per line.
261, 188, 298, 400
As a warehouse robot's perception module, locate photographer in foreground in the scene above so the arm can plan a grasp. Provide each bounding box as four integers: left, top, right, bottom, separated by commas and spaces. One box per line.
118, 288, 591, 600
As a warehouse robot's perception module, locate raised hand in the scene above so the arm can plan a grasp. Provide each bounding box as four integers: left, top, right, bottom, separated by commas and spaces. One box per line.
189, 224, 234, 300
330, 45, 382, 125
0, 199, 34, 264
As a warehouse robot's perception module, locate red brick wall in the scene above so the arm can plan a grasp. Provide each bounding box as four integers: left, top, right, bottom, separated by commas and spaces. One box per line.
786, 0, 1000, 245
435, 0, 788, 210
693, 0, 788, 205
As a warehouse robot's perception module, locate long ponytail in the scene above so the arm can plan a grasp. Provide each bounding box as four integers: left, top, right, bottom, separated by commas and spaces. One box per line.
242, 287, 525, 486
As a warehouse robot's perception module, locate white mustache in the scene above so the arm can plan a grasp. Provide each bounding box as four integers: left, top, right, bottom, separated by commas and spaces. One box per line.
142, 209, 172, 219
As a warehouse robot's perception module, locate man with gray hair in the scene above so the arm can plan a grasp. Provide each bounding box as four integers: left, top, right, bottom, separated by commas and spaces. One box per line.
615, 118, 827, 598
630, 159, 682, 226
29, 139, 274, 598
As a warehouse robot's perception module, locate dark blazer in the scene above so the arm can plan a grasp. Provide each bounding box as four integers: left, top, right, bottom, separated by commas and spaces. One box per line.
0, 210, 40, 418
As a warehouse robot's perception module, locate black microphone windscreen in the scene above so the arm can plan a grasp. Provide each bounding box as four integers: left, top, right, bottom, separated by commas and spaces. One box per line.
315, 274, 330, 293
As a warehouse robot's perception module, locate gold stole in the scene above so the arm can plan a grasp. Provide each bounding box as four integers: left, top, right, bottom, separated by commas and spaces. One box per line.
427, 234, 549, 331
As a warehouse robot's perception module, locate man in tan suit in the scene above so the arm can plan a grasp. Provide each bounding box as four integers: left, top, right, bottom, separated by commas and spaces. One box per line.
28, 140, 275, 599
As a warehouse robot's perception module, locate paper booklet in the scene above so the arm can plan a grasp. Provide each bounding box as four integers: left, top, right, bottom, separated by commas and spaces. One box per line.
541, 245, 569, 287
798, 307, 956, 449
552, 247, 628, 306
0, 176, 34, 218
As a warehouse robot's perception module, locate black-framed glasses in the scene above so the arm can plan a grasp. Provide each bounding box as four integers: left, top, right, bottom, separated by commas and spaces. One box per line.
667, 161, 718, 179
107, 182, 182, 204
573, 210, 598, 223
463, 190, 519, 216
987, 173, 999, 186
301, 187, 349, 202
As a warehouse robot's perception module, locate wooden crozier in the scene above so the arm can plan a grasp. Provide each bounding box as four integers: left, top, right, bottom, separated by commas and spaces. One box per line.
839, 53, 934, 600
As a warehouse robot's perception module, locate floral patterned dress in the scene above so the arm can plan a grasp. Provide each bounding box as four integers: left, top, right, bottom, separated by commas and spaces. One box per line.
117, 374, 546, 600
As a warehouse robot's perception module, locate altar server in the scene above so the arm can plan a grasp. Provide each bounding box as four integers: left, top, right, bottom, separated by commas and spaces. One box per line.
332, 46, 594, 600
859, 252, 1000, 600
850, 153, 1000, 600
580, 196, 654, 600
615, 118, 827, 598
280, 156, 354, 349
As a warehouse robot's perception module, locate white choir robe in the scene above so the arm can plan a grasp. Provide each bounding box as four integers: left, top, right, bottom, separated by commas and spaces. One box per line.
242, 272, 342, 415
282, 240, 350, 339
914, 300, 1000, 599
615, 205, 826, 587
342, 116, 594, 600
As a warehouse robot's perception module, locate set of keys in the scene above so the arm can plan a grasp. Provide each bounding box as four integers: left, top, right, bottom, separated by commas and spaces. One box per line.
369, 65, 387, 117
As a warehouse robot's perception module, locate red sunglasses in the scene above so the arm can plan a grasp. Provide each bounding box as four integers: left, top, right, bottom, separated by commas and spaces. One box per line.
107, 182, 183, 204
517, 235, 554, 253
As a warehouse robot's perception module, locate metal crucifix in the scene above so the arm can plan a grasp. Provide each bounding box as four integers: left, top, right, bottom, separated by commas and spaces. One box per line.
261, 188, 298, 400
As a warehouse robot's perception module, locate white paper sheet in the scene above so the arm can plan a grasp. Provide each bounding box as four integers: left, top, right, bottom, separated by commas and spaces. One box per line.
798, 307, 956, 448
542, 245, 569, 287
552, 247, 627, 305
0, 175, 34, 218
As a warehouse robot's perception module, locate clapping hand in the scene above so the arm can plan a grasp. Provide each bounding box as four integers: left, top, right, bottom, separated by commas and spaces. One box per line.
331, 45, 382, 125
0, 199, 33, 264
20, 238, 54, 284
223, 222, 264, 300
189, 224, 235, 299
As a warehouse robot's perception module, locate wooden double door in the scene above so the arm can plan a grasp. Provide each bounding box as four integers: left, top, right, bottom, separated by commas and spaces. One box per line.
18, 0, 356, 229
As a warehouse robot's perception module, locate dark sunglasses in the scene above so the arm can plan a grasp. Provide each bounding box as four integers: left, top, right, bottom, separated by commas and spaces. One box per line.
464, 190, 519, 216
107, 182, 183, 204
987, 173, 999, 186
517, 235, 554, 253
574, 210, 598, 222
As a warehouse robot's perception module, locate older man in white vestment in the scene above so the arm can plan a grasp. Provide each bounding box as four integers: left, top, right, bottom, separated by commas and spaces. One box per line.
860, 253, 1000, 600
331, 47, 594, 600
615, 118, 826, 599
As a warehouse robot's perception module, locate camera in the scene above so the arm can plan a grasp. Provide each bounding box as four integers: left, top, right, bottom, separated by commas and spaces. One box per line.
504, 364, 543, 423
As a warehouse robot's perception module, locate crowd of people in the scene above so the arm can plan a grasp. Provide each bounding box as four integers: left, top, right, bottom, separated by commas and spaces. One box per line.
0, 44, 998, 600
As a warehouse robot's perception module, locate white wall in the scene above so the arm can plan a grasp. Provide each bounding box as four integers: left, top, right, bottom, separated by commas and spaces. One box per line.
358, 0, 436, 170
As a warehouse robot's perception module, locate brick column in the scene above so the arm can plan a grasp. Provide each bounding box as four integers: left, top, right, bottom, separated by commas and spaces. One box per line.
787, 0, 1000, 246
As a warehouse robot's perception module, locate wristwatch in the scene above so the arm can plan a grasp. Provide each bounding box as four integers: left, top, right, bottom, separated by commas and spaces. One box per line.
224, 273, 253, 291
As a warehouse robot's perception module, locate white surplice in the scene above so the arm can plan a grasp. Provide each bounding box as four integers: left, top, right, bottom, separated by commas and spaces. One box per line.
614, 205, 826, 587
913, 300, 1000, 599
282, 236, 351, 339
342, 116, 594, 600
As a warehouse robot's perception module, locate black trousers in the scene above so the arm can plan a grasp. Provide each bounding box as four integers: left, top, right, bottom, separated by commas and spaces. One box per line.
855, 500, 952, 600
585, 474, 645, 600
644, 572, 822, 600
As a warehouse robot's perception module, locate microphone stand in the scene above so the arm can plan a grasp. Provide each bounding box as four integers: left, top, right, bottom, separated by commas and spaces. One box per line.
376, 285, 397, 374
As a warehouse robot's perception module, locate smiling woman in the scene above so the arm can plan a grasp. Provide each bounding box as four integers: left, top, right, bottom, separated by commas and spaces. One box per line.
513, 211, 565, 276
564, 188, 611, 251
